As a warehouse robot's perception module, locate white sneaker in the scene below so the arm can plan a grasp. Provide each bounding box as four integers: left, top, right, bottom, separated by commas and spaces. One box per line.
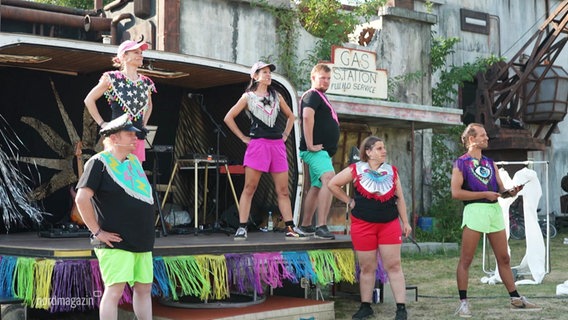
510, 296, 542, 311
454, 300, 472, 318
234, 227, 247, 241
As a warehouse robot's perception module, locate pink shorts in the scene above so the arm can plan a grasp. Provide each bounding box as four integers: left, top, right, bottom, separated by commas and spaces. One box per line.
133, 139, 146, 162
243, 138, 288, 173
350, 215, 402, 251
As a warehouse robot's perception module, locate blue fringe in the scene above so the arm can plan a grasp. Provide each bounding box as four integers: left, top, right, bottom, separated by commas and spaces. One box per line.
282, 251, 315, 283
0, 256, 17, 297
152, 257, 170, 298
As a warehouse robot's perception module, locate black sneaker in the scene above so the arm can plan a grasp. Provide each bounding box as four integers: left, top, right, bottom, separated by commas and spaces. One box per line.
315, 225, 335, 240
297, 225, 316, 236
395, 308, 407, 320
352, 304, 374, 320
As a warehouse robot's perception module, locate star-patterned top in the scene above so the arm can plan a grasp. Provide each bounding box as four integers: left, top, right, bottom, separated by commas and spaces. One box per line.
246, 91, 280, 128
103, 70, 156, 123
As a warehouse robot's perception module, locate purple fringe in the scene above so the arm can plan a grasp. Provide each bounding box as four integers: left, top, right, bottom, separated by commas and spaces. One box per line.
89, 260, 103, 307
355, 252, 388, 284
120, 284, 133, 305
225, 253, 255, 294
51, 260, 95, 312
88, 259, 132, 306
376, 253, 387, 284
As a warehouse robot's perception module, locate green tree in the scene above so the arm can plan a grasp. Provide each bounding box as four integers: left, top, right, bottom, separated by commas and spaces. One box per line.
431, 35, 503, 107
254, 0, 386, 89
32, 0, 111, 9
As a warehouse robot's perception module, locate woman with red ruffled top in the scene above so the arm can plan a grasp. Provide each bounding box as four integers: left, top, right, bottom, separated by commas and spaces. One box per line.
328, 135, 411, 320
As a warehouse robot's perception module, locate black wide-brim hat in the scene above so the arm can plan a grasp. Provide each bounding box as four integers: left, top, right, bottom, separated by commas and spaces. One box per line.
99, 114, 140, 137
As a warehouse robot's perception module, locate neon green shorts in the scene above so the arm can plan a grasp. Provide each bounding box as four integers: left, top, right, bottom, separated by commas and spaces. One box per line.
462, 202, 505, 233
95, 248, 153, 287
300, 150, 334, 188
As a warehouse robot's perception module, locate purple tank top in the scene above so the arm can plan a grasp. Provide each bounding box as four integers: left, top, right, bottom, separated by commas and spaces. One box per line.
454, 153, 498, 204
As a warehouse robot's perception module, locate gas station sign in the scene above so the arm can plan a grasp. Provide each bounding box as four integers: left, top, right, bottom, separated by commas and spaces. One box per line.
326, 46, 388, 99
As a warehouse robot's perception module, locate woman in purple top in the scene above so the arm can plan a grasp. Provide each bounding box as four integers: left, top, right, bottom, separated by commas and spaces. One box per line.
450, 123, 540, 317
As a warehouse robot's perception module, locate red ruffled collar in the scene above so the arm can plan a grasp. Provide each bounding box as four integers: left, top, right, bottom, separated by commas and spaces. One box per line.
350, 161, 397, 202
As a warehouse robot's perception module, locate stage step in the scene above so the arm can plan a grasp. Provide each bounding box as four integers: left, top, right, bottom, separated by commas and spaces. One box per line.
119, 295, 335, 320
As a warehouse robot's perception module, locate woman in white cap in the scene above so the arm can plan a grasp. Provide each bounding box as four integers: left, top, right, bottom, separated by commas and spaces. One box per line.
84, 39, 156, 162
224, 61, 305, 240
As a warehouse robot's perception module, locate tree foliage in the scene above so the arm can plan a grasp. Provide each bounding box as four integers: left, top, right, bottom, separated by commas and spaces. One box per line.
32, 0, 111, 10
298, 0, 385, 62
431, 35, 503, 107
254, 0, 385, 89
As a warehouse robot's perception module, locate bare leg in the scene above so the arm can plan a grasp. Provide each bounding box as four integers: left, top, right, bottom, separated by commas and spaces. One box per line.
379, 244, 406, 303
271, 171, 294, 222
316, 171, 334, 227
487, 230, 516, 292
238, 167, 262, 224
356, 250, 378, 303
99, 283, 126, 320
132, 282, 152, 320
457, 227, 481, 290
301, 186, 319, 226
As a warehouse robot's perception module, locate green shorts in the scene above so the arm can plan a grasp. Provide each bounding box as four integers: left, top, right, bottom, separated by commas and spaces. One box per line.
95, 248, 153, 287
300, 150, 335, 188
462, 202, 505, 233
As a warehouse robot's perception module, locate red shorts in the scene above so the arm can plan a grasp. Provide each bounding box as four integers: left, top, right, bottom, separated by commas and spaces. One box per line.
350, 215, 402, 251
243, 138, 288, 173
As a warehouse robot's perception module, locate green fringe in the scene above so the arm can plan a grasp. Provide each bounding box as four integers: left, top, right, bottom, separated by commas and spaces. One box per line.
308, 250, 341, 285
14, 257, 35, 305
163, 256, 210, 301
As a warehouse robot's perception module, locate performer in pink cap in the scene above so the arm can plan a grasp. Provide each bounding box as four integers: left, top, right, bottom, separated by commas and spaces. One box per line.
84, 39, 156, 162
224, 61, 306, 241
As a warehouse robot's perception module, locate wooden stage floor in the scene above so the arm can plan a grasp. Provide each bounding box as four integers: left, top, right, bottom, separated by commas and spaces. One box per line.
0, 229, 353, 258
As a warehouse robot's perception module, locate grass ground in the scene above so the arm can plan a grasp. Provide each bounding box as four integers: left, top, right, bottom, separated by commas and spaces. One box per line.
332, 230, 568, 319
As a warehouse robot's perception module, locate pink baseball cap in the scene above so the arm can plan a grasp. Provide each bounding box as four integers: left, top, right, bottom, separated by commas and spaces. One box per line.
250, 61, 275, 78
117, 40, 149, 57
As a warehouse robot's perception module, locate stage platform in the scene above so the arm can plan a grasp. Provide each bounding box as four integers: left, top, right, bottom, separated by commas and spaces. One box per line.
0, 230, 354, 318
0, 230, 353, 259
119, 296, 335, 320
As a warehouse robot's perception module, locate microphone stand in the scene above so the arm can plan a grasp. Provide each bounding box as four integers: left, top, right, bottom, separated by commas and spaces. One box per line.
197, 95, 231, 236
146, 136, 168, 237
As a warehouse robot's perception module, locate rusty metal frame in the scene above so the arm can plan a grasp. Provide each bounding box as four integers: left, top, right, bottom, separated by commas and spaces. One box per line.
473, 1, 568, 141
